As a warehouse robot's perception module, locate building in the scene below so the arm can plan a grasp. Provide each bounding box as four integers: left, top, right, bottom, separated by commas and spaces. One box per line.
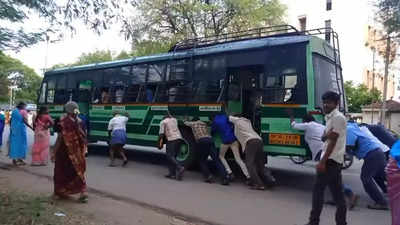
282, 0, 399, 100
362, 100, 400, 134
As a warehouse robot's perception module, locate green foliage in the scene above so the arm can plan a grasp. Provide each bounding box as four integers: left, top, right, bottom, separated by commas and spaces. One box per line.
123, 0, 286, 42
132, 40, 174, 56
0, 0, 123, 51
75, 50, 113, 66
344, 81, 382, 113
376, 0, 400, 34
0, 51, 42, 103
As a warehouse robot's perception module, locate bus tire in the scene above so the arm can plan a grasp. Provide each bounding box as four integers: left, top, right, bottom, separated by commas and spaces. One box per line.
177, 127, 198, 169
289, 156, 308, 164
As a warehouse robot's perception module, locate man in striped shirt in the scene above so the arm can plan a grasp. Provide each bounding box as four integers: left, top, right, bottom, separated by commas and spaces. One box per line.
184, 117, 229, 185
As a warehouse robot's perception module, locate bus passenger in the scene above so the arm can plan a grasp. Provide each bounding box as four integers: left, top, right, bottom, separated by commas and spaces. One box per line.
115, 87, 124, 103
184, 117, 229, 185
305, 91, 347, 225
107, 111, 129, 167
211, 113, 251, 184
101, 88, 110, 103
158, 113, 185, 181
229, 114, 276, 190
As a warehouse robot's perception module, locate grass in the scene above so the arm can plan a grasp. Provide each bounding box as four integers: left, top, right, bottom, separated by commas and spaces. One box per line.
0, 189, 98, 225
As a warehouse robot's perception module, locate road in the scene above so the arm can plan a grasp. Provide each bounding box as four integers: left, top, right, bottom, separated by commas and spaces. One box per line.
0, 125, 392, 225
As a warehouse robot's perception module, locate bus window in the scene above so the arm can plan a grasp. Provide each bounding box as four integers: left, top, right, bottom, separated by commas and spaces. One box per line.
262, 44, 307, 104
148, 63, 165, 82
168, 81, 193, 102
169, 59, 190, 81
132, 64, 147, 83
313, 53, 344, 110
38, 82, 47, 104
54, 75, 68, 104
46, 78, 56, 103
193, 55, 226, 102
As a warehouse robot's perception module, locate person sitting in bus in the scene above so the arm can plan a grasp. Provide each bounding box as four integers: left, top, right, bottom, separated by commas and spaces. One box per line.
184, 117, 229, 185
229, 114, 276, 190
115, 87, 124, 103
101, 88, 110, 103
146, 88, 154, 102
290, 113, 359, 209
158, 113, 185, 181
211, 113, 251, 184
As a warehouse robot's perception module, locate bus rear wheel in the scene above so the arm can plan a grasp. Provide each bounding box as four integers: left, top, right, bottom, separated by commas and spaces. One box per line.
177, 127, 198, 169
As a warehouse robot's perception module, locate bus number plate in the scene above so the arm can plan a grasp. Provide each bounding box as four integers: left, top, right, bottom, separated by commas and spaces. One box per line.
269, 133, 300, 146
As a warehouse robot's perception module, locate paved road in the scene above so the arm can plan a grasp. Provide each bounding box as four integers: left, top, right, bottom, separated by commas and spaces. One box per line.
0, 125, 391, 225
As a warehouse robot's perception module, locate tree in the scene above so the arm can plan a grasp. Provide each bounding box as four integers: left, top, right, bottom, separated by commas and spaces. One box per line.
376, 0, 400, 35
132, 40, 173, 56
0, 51, 42, 103
344, 81, 382, 113
0, 0, 124, 51
122, 0, 286, 42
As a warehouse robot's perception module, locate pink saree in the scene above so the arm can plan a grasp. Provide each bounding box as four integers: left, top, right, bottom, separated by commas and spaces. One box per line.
31, 114, 53, 165
387, 157, 400, 225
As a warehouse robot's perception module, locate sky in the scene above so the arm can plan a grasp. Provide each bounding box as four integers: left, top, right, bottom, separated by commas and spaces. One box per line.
6, 24, 131, 76
3, 0, 385, 85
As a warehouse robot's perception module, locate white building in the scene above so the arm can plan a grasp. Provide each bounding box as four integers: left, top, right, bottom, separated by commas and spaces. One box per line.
281, 0, 399, 100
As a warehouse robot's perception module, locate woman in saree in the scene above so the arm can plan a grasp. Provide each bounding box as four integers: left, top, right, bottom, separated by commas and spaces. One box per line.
387, 140, 400, 225
9, 102, 33, 166
31, 106, 54, 166
52, 101, 88, 203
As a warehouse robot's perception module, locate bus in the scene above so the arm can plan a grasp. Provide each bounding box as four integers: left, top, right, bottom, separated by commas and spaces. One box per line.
38, 25, 346, 168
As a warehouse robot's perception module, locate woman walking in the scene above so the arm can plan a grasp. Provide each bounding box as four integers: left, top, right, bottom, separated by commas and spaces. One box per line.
31, 106, 54, 166
52, 101, 88, 203
9, 102, 33, 166
387, 141, 400, 225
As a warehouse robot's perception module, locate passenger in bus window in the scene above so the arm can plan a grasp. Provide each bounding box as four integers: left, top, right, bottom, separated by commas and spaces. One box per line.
229, 114, 276, 190
184, 117, 229, 185
146, 87, 154, 103
107, 110, 129, 167
305, 91, 347, 225
211, 113, 250, 184
115, 87, 124, 103
101, 88, 110, 103
158, 113, 185, 181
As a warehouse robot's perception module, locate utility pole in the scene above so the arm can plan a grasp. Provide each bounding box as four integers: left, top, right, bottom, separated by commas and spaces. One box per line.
371, 46, 376, 124
380, 36, 391, 125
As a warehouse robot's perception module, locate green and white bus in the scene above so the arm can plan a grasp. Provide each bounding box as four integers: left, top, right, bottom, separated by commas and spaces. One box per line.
38, 25, 345, 168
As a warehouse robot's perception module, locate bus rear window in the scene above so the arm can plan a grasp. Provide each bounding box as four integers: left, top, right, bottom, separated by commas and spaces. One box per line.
312, 54, 345, 111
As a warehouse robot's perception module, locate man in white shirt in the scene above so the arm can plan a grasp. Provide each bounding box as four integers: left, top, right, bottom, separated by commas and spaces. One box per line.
159, 113, 185, 181
305, 91, 347, 225
229, 115, 275, 190
291, 114, 325, 160
108, 111, 130, 167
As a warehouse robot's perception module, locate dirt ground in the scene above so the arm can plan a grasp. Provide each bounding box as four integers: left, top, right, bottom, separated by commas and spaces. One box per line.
0, 164, 203, 225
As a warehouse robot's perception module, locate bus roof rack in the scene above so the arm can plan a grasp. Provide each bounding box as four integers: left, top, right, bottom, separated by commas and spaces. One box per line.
169, 25, 300, 52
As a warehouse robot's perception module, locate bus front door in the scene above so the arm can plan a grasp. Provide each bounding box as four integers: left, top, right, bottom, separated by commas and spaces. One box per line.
227, 66, 263, 132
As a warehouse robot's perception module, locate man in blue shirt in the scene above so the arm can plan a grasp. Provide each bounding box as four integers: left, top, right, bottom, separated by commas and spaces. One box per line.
211, 113, 251, 184
364, 123, 398, 160
346, 121, 388, 210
